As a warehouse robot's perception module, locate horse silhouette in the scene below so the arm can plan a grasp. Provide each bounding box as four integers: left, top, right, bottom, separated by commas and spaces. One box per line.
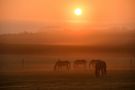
73, 59, 87, 70
54, 60, 71, 72
89, 59, 107, 77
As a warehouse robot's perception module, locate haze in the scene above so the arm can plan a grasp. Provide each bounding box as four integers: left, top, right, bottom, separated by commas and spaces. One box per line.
0, 0, 135, 46
1, 0, 135, 27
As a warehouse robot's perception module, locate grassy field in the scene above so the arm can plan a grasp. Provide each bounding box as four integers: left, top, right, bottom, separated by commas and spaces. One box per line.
0, 70, 135, 90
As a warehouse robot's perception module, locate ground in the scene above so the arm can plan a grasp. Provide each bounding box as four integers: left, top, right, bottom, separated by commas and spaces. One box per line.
0, 70, 135, 90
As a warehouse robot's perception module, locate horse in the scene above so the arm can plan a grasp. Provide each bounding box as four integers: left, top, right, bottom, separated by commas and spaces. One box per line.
89, 59, 107, 77
54, 60, 71, 72
73, 59, 87, 70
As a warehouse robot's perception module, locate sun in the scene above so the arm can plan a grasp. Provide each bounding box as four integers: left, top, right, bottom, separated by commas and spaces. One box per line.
74, 8, 82, 16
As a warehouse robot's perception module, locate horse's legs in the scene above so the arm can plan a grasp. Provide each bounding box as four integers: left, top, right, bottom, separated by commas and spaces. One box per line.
57, 66, 59, 72
65, 65, 68, 72
67, 64, 70, 72
95, 65, 100, 77
59, 65, 62, 72
100, 65, 107, 77
67, 66, 69, 72
100, 68, 104, 76
103, 67, 107, 75
54, 63, 58, 72
104, 65, 107, 75
74, 64, 78, 70
95, 69, 100, 77
73, 64, 76, 70
54, 65, 56, 71
83, 63, 87, 70
101, 65, 106, 76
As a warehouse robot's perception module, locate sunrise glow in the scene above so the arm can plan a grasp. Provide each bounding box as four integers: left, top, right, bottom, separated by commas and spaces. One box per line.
74, 8, 82, 16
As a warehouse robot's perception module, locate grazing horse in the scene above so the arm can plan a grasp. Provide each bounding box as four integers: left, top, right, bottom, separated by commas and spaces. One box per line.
54, 60, 71, 72
89, 59, 107, 77
73, 59, 87, 70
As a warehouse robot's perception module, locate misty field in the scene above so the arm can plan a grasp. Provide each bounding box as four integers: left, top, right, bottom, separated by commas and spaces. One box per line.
0, 70, 135, 90
0, 45, 135, 90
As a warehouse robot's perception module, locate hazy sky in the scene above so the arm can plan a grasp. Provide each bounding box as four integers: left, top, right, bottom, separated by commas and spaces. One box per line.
1, 0, 135, 23
0, 0, 135, 33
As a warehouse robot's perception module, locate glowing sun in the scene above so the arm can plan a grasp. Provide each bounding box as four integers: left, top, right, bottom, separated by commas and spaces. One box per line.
74, 8, 82, 16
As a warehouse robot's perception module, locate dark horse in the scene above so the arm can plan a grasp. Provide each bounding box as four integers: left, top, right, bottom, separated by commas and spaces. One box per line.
73, 59, 87, 70
89, 59, 107, 77
54, 60, 71, 72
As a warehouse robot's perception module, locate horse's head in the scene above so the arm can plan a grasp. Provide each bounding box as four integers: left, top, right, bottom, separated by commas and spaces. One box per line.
89, 59, 98, 68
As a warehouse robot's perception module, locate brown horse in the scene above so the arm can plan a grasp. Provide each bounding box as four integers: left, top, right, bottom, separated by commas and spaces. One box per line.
54, 60, 71, 72
89, 59, 107, 77
73, 59, 87, 70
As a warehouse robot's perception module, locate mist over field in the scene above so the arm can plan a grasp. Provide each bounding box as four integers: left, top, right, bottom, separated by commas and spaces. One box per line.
0, 27, 135, 71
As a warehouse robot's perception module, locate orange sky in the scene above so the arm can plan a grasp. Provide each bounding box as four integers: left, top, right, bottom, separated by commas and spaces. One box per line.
1, 0, 135, 26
